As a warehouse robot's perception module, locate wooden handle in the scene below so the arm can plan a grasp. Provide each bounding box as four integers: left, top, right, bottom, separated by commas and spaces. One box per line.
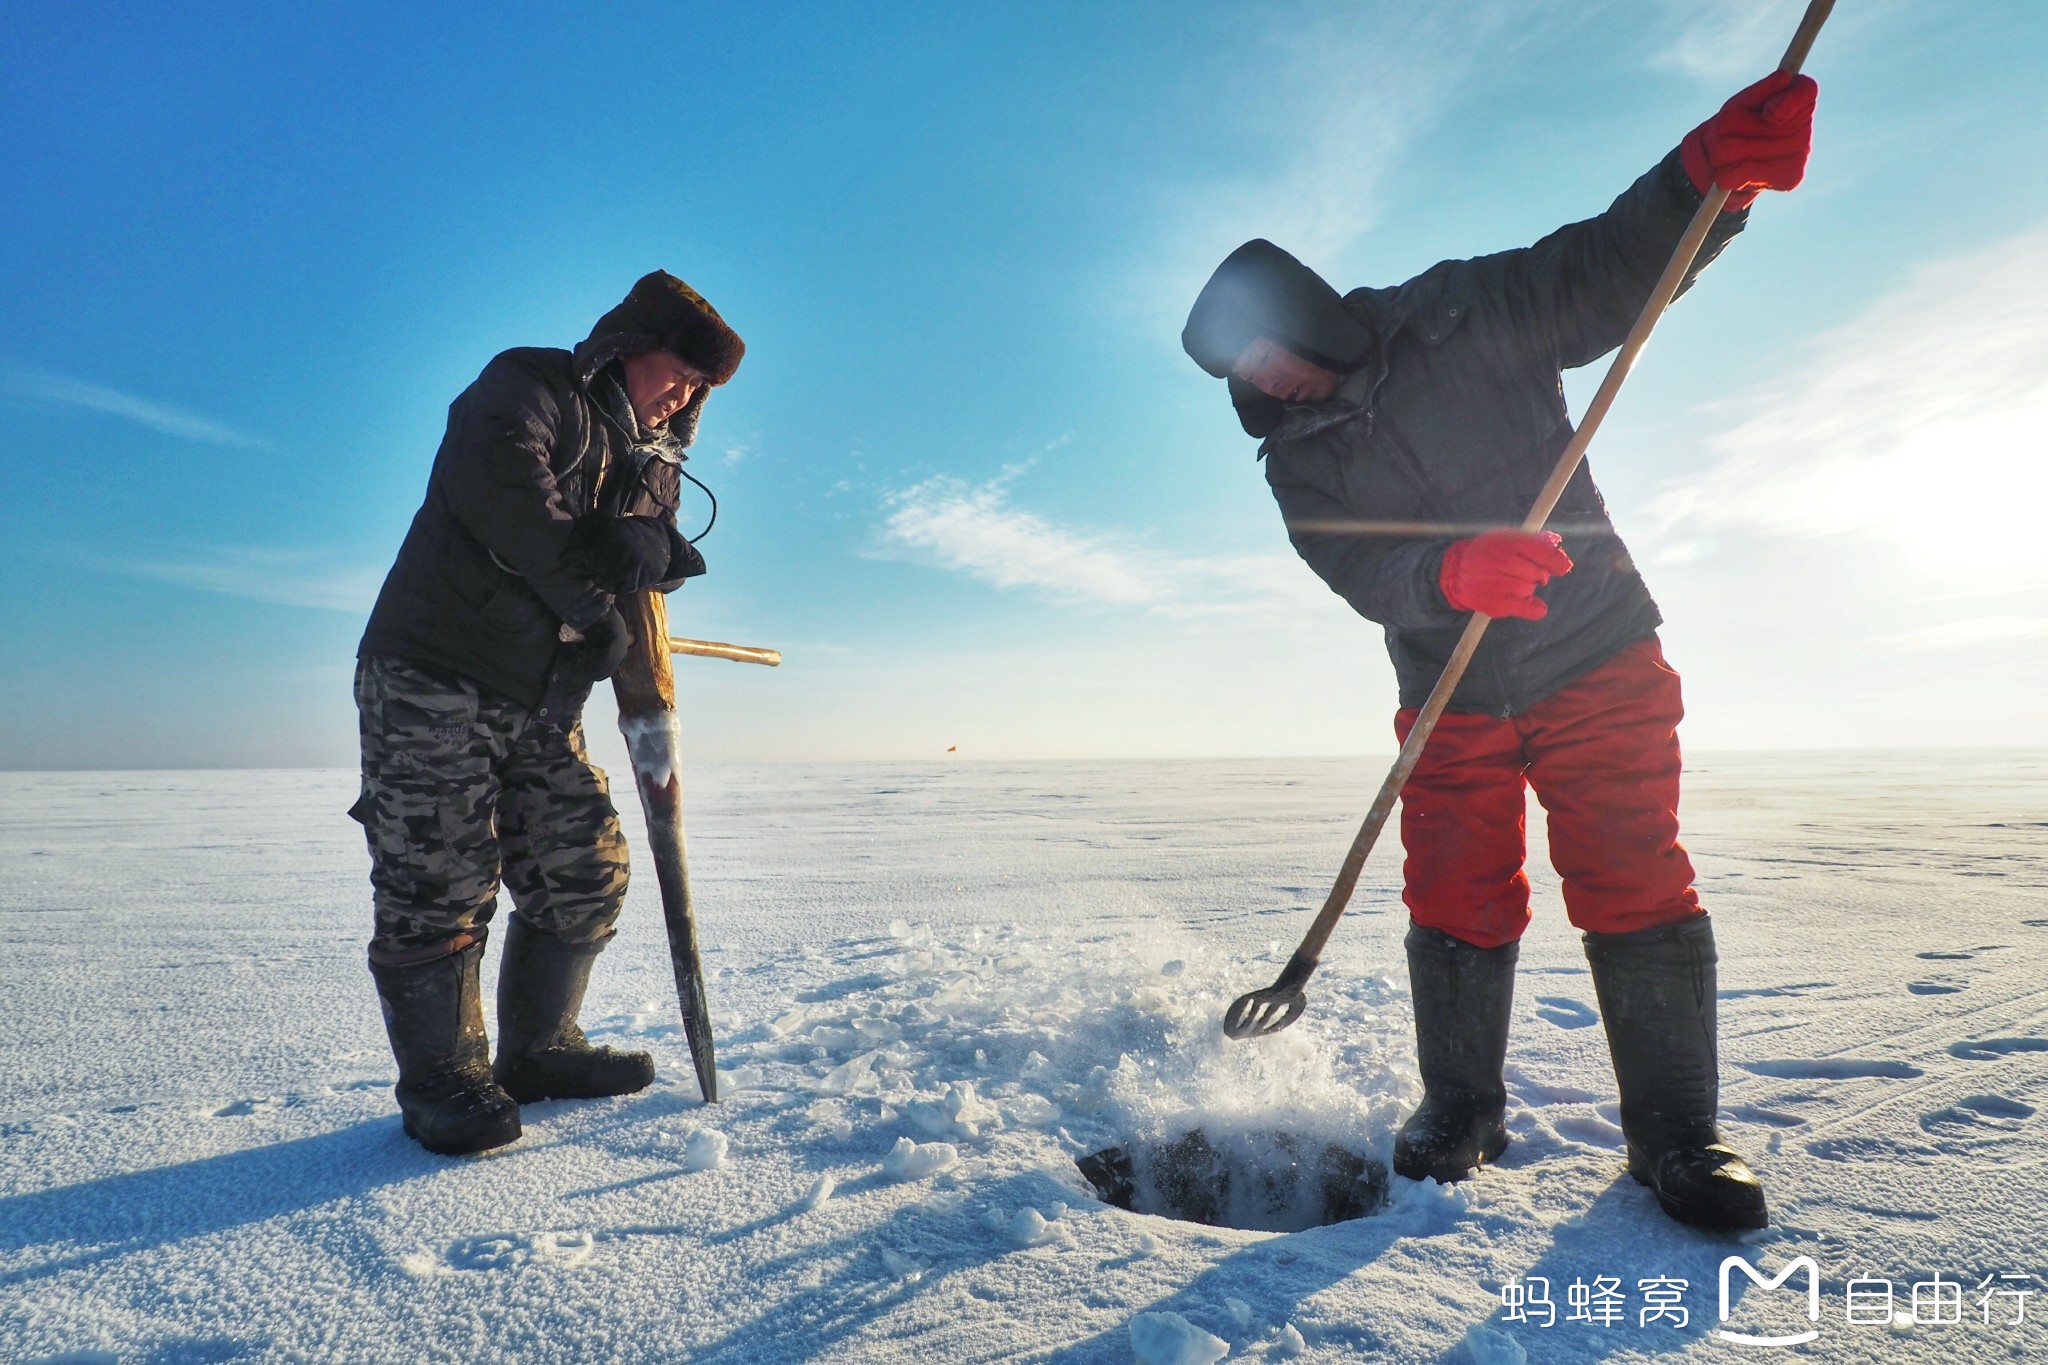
562, 618, 781, 668
668, 636, 782, 667
611, 591, 675, 717
1780, 0, 1835, 74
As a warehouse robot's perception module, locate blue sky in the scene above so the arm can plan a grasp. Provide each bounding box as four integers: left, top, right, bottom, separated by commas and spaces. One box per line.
2, 1, 2044, 769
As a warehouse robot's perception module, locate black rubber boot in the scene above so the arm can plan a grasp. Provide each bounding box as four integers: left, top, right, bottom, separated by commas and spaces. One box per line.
1584, 914, 1768, 1231
492, 918, 656, 1104
1393, 923, 1519, 1183
369, 935, 522, 1156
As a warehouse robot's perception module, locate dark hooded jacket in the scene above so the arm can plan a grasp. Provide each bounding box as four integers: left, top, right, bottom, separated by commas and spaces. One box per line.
1194, 151, 1742, 715
359, 272, 744, 708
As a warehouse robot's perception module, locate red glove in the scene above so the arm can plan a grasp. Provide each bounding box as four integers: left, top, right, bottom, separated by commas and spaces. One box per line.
1440, 531, 1573, 620
1681, 70, 1818, 210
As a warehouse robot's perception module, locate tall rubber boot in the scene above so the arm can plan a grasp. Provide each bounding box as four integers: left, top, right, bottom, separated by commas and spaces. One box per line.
368, 934, 522, 1156
492, 918, 656, 1103
1393, 923, 1519, 1183
1584, 914, 1768, 1230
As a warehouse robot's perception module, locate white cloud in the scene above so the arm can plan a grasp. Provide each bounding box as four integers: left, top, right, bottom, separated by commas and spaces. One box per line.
111, 547, 382, 613
1643, 229, 2048, 584
883, 474, 1161, 607
879, 474, 1332, 624
1, 362, 266, 448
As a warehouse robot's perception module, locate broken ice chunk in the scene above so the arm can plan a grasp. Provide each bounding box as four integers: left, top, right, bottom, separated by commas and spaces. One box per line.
683, 1130, 728, 1172
879, 1247, 924, 1280
1005, 1093, 1061, 1127
882, 1136, 958, 1181
944, 1081, 1000, 1137
1007, 1207, 1060, 1248
808, 1050, 879, 1096
1129, 1311, 1229, 1365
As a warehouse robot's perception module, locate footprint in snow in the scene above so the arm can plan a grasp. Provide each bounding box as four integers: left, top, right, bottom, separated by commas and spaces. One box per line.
1907, 978, 1966, 996
1920, 1095, 2034, 1136
1505, 1069, 1600, 1106
432, 1231, 596, 1273
210, 1096, 301, 1118
1552, 1114, 1626, 1147
1916, 946, 2008, 961
1742, 1058, 1924, 1080
1722, 1104, 1808, 1129
1805, 1135, 1945, 1165
1720, 981, 1833, 999
1534, 997, 1598, 1029
1949, 1037, 2048, 1062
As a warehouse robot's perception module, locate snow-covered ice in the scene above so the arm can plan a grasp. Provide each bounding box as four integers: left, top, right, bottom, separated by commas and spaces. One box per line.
3, 753, 2046, 1361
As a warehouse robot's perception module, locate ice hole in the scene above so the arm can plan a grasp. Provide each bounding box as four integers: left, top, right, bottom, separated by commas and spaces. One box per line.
1076, 1127, 1388, 1233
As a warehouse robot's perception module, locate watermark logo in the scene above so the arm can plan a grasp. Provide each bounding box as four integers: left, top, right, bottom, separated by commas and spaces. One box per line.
1496, 1261, 2034, 1349
1718, 1255, 1820, 1347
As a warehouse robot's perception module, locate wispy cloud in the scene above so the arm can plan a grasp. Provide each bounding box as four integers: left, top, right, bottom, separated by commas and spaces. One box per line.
1644, 229, 2048, 583
884, 473, 1158, 607
1650, 0, 1800, 82
1, 362, 265, 448
879, 472, 1331, 624
110, 547, 382, 613
1118, 3, 1522, 344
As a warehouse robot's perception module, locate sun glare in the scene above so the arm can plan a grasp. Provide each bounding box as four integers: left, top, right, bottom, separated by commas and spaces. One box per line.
1824, 407, 2048, 581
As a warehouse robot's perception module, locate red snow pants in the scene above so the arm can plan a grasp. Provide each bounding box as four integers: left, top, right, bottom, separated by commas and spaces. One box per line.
1395, 636, 1702, 950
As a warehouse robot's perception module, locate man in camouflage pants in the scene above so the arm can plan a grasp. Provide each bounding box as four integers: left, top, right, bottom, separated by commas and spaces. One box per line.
353, 271, 744, 1155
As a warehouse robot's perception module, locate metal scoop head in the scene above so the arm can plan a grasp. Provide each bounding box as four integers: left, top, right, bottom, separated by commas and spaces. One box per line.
1223, 982, 1308, 1038
1222, 951, 1319, 1039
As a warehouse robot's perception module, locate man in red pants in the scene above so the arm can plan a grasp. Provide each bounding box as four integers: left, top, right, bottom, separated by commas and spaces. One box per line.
1181, 73, 1817, 1229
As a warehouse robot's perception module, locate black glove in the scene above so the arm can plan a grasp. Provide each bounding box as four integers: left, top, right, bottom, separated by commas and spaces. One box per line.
669, 533, 707, 583
576, 606, 633, 682
533, 606, 633, 732
582, 516, 676, 593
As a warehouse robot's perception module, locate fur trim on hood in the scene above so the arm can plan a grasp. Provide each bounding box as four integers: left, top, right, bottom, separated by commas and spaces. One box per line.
572, 270, 746, 447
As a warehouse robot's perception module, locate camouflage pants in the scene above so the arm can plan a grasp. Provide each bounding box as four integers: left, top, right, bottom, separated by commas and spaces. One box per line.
351, 655, 630, 957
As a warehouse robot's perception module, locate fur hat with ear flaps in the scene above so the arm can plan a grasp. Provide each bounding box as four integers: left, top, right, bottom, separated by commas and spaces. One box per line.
576, 270, 746, 447
1182, 239, 1371, 438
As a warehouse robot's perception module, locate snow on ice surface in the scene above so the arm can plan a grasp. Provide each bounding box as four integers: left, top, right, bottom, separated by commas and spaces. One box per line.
2, 752, 2047, 1362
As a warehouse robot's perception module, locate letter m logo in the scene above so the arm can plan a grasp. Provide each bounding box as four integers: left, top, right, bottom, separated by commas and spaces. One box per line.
1717, 1255, 1821, 1347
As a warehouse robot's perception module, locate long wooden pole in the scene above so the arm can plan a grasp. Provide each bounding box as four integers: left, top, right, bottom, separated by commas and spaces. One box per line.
1226, 0, 1835, 1037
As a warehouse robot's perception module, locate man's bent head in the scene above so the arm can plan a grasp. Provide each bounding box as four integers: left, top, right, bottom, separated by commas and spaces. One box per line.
622, 349, 707, 430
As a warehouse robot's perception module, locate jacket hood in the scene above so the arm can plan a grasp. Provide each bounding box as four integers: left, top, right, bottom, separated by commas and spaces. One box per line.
572, 270, 746, 448
1183, 239, 1372, 379
1184, 240, 1373, 440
